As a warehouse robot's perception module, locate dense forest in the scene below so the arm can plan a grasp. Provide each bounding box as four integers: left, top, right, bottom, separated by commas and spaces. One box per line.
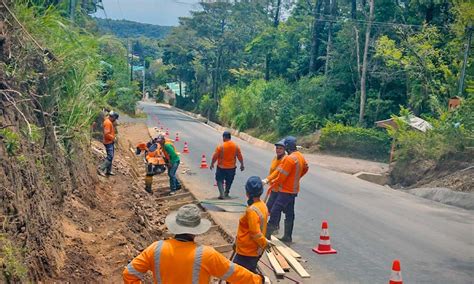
95, 18, 172, 39
156, 0, 473, 167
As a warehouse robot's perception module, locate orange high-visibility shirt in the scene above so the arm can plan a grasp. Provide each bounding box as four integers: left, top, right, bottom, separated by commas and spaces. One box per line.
273, 151, 308, 194
103, 117, 115, 145
212, 141, 243, 169
266, 155, 286, 189
236, 200, 269, 257
146, 148, 165, 166
123, 239, 262, 284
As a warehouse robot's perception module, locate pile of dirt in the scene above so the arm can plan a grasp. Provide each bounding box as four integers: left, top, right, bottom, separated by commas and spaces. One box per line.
390, 151, 474, 192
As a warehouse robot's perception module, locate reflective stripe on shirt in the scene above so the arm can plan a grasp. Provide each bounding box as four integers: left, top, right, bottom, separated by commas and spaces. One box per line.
154, 241, 164, 283
127, 262, 145, 279
220, 262, 235, 281
192, 246, 204, 284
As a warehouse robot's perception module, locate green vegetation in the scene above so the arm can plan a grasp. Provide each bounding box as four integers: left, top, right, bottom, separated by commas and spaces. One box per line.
158, 0, 473, 162
0, 129, 19, 156
95, 18, 172, 39
0, 235, 27, 282
320, 123, 391, 161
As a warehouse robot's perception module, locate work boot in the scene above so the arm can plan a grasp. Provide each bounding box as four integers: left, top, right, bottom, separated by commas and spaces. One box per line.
217, 181, 225, 199
265, 223, 278, 239
106, 171, 116, 176
224, 190, 230, 199
278, 219, 294, 244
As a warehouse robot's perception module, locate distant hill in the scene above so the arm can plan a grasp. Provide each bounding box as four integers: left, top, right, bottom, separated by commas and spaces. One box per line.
95, 18, 172, 39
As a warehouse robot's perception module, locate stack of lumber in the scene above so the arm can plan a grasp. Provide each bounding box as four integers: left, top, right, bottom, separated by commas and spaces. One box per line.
264, 236, 310, 279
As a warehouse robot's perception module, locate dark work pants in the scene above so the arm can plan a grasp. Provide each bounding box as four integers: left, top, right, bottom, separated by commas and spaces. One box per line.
215, 167, 236, 192
268, 192, 296, 227
102, 142, 114, 173
168, 161, 181, 191
233, 254, 260, 273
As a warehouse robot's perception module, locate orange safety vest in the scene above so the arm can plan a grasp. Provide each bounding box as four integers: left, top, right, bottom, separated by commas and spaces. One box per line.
236, 200, 269, 257
146, 148, 165, 166
103, 117, 115, 145
273, 151, 308, 194
266, 155, 286, 191
212, 141, 243, 169
123, 239, 262, 284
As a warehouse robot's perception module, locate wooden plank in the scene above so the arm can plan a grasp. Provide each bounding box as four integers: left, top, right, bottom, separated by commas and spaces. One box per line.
156, 192, 191, 201
270, 247, 290, 271
265, 251, 285, 277
272, 245, 310, 278
271, 235, 301, 258
214, 244, 233, 253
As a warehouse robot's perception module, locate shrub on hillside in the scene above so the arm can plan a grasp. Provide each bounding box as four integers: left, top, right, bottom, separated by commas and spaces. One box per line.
319, 122, 391, 160
107, 87, 139, 114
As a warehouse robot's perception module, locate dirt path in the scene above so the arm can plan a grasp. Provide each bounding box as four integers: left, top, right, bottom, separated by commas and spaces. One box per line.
49, 122, 232, 282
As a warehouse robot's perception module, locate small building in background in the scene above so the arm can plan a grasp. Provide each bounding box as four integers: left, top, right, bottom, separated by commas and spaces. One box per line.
448, 96, 462, 110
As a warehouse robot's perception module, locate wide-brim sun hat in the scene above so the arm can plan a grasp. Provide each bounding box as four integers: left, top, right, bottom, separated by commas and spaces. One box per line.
165, 204, 211, 235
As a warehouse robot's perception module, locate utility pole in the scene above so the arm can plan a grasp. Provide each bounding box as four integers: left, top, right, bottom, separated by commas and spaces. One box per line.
69, 0, 76, 21
129, 40, 133, 81
142, 59, 146, 99
458, 25, 473, 96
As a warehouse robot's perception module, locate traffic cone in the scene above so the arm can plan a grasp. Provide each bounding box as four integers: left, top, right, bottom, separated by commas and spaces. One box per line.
165, 128, 169, 136
183, 142, 189, 153
160, 126, 164, 131
312, 220, 337, 254
200, 154, 208, 169
175, 132, 180, 142
389, 260, 403, 284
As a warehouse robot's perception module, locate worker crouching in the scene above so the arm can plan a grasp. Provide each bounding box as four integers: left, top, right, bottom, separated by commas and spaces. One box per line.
136, 141, 167, 194
233, 176, 269, 273
123, 204, 266, 284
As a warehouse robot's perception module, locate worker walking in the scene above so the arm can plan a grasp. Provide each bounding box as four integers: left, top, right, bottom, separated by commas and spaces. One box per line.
155, 135, 181, 195
264, 136, 308, 244
123, 204, 266, 284
210, 131, 244, 199
233, 176, 269, 273
263, 139, 287, 205
98, 111, 119, 176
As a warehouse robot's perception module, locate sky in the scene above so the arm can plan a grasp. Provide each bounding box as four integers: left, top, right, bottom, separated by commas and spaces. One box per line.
94, 0, 201, 26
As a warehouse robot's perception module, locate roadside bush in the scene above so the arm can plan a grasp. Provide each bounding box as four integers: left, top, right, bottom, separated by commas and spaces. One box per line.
290, 114, 322, 135
319, 122, 391, 161
107, 87, 140, 114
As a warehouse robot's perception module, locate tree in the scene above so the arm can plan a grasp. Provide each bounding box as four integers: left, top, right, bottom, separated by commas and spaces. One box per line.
359, 0, 374, 125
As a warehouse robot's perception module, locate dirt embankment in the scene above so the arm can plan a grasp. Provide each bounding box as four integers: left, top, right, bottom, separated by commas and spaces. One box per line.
390, 151, 474, 192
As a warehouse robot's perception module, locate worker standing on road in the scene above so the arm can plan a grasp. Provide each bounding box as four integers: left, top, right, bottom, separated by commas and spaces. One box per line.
264, 136, 308, 244
263, 139, 287, 205
233, 176, 269, 273
98, 111, 119, 176
210, 131, 245, 200
156, 134, 182, 195
123, 204, 266, 284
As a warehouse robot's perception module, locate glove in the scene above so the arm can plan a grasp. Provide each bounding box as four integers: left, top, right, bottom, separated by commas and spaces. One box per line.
266, 238, 275, 247
240, 165, 245, 171
209, 164, 214, 170
262, 178, 269, 185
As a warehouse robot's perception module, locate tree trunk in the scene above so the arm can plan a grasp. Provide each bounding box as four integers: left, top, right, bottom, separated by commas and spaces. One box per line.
273, 0, 282, 27
351, 0, 356, 19
325, 0, 336, 75
359, 0, 374, 125
265, 53, 270, 81
309, 0, 324, 75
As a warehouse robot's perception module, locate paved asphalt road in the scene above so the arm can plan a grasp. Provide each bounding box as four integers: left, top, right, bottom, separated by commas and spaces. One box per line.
141, 102, 474, 283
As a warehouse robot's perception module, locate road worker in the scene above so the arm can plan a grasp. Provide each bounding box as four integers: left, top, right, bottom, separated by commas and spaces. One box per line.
123, 204, 266, 284
136, 141, 167, 194
233, 176, 269, 273
263, 139, 287, 204
155, 134, 181, 195
210, 131, 245, 199
264, 136, 308, 244
98, 111, 119, 176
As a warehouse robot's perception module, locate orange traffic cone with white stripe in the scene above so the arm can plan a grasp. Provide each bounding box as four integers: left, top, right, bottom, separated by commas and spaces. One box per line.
200, 154, 208, 169
312, 220, 337, 254
183, 142, 189, 153
165, 128, 169, 136
389, 260, 403, 284
175, 132, 180, 142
